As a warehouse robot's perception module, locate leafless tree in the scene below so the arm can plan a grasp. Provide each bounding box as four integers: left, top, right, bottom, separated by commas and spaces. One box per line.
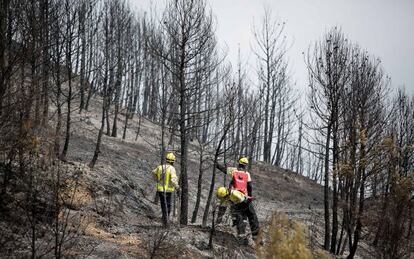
306, 27, 351, 251
202, 80, 238, 228
60, 0, 79, 161
149, 0, 219, 225
252, 8, 294, 165
339, 47, 388, 258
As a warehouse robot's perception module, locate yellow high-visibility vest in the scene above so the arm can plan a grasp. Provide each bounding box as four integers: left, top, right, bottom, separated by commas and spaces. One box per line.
229, 189, 246, 204
153, 164, 177, 192
219, 189, 247, 206
226, 167, 252, 181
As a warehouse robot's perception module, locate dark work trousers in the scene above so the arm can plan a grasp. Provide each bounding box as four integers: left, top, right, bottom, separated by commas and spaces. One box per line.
158, 191, 172, 225
231, 201, 260, 238
216, 205, 227, 224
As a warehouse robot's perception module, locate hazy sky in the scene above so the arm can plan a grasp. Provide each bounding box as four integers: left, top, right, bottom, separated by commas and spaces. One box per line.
131, 0, 414, 95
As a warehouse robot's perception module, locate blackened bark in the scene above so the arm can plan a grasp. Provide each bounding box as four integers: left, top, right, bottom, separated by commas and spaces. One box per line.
324, 122, 331, 250
89, 97, 106, 168
191, 148, 204, 223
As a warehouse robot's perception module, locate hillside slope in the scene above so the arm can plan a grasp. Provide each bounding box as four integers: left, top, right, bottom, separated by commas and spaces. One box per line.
56, 97, 329, 258
2, 97, 375, 258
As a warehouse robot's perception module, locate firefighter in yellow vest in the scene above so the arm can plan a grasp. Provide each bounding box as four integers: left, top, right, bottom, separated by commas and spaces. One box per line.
216, 157, 259, 244
216, 185, 259, 245
153, 152, 179, 226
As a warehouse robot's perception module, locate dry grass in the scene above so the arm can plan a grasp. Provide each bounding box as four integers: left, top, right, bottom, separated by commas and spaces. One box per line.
61, 179, 93, 209
256, 212, 331, 259
85, 223, 140, 246
82, 218, 146, 257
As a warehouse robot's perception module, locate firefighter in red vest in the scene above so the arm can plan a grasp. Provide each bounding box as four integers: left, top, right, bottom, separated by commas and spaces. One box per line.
216, 157, 260, 244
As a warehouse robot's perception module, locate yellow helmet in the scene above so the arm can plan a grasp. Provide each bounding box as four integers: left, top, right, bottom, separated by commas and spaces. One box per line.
239, 157, 249, 165
166, 152, 176, 163
216, 187, 229, 199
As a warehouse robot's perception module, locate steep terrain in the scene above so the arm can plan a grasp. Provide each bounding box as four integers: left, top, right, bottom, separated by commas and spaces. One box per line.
56, 97, 328, 258
2, 97, 376, 258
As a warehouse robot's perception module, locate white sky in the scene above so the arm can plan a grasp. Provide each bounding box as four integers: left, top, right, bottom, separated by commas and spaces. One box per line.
131, 0, 414, 96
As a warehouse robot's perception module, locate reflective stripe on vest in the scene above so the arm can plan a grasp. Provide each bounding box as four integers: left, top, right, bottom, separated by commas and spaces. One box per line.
231, 170, 248, 195
155, 165, 174, 192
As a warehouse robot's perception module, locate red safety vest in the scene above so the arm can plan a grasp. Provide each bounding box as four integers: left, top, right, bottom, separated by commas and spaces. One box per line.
231, 170, 249, 195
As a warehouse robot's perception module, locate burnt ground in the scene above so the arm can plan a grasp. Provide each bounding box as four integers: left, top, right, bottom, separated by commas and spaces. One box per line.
2, 97, 375, 258
48, 97, 329, 258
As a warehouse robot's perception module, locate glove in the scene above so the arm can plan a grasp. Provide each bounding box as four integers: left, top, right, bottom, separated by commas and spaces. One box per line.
176, 186, 181, 195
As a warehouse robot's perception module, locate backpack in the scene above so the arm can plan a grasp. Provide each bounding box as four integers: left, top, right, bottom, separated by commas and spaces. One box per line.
231, 170, 249, 196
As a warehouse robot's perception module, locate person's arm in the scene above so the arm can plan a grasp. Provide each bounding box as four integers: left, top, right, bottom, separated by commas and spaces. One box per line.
218, 197, 231, 207
247, 172, 252, 197
170, 167, 179, 188
216, 162, 227, 175
152, 166, 159, 181
247, 182, 252, 197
